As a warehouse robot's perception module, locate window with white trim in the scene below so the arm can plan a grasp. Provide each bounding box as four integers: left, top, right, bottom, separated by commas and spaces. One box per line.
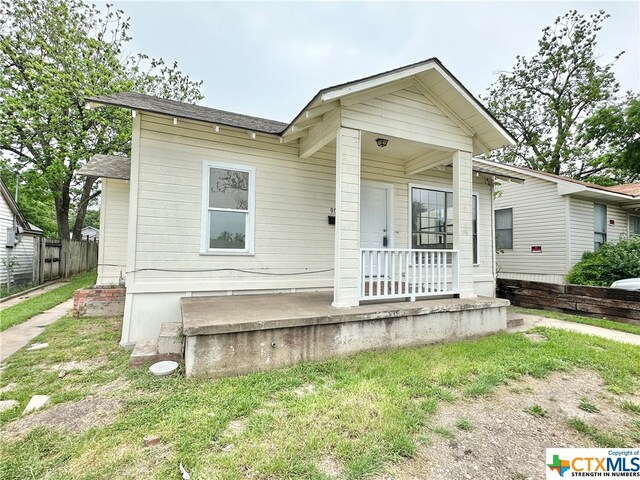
594, 203, 607, 251
410, 187, 479, 264
201, 161, 255, 254
495, 208, 513, 250
629, 215, 640, 237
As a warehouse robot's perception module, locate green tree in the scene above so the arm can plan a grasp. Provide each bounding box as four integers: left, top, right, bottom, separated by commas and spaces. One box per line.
0, 0, 203, 240
484, 10, 629, 182
579, 94, 640, 182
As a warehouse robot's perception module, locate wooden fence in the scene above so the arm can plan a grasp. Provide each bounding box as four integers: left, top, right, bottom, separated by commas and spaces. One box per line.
497, 279, 640, 325
33, 238, 98, 284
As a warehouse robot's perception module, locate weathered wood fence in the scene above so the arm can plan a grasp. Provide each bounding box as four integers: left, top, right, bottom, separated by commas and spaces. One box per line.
497, 279, 640, 325
33, 238, 98, 284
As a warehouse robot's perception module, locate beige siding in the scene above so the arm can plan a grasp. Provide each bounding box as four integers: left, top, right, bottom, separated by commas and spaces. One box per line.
494, 178, 568, 281
341, 86, 473, 152
97, 178, 129, 285
131, 113, 336, 294
569, 197, 629, 266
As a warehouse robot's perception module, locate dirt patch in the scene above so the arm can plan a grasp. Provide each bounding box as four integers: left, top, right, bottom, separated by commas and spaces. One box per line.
1, 396, 123, 440
381, 370, 639, 480
223, 419, 247, 437
50, 357, 108, 374
1, 379, 131, 441
316, 454, 344, 479
524, 332, 547, 343
294, 383, 315, 397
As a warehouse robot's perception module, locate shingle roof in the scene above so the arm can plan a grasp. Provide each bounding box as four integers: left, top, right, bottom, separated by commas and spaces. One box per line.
606, 183, 640, 196
478, 160, 640, 198
85, 92, 288, 134
77, 155, 131, 180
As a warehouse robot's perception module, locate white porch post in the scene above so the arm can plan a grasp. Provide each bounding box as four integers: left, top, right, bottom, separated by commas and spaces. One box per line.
332, 127, 361, 308
452, 150, 476, 298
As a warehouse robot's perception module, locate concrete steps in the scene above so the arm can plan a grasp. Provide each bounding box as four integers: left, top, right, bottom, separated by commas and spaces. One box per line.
128, 322, 184, 367
507, 313, 524, 329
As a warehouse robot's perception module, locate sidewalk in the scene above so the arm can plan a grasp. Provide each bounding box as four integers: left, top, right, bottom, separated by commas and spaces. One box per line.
0, 281, 69, 309
508, 313, 640, 346
0, 298, 74, 362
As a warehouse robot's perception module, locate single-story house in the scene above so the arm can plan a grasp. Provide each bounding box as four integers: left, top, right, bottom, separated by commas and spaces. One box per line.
84, 58, 526, 377
479, 159, 640, 284
79, 226, 100, 241
1, 178, 43, 286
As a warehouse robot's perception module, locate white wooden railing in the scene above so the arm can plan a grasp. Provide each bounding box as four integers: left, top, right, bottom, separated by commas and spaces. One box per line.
360, 249, 459, 301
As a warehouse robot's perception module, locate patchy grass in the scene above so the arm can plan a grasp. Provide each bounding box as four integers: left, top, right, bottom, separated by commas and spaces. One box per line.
433, 426, 454, 439
568, 417, 627, 448
454, 417, 473, 431
1, 318, 639, 479
0, 271, 96, 331
621, 400, 640, 414
578, 398, 600, 413
525, 404, 549, 418
510, 306, 640, 336
0, 282, 36, 299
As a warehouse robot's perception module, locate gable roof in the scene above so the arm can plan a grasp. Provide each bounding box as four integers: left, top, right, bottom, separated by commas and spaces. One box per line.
86, 92, 288, 134
86, 58, 515, 154
287, 57, 516, 152
474, 159, 640, 202
0, 178, 42, 235
78, 155, 131, 180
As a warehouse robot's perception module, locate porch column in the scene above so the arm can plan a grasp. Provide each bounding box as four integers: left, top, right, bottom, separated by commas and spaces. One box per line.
452, 150, 476, 298
332, 127, 361, 308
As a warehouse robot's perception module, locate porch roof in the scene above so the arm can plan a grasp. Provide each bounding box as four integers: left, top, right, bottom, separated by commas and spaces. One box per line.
78, 155, 131, 180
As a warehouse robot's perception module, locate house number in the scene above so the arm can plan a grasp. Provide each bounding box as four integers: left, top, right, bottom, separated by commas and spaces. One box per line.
330, 208, 336, 214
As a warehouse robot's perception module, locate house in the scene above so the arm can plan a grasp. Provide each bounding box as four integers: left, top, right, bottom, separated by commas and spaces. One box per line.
80, 226, 99, 241
478, 159, 640, 284
1, 178, 43, 286
83, 58, 525, 377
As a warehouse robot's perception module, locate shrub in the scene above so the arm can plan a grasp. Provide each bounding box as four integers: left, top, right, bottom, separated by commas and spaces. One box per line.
566, 236, 640, 286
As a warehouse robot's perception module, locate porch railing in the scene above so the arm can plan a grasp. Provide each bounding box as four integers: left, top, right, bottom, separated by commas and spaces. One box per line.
360, 248, 459, 301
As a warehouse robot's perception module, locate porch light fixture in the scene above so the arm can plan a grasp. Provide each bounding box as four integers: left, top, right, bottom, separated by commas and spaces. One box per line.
375, 138, 389, 148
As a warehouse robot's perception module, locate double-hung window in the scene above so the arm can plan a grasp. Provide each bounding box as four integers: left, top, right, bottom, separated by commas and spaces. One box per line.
495, 208, 513, 250
410, 187, 479, 264
594, 203, 607, 251
201, 161, 255, 255
629, 215, 640, 237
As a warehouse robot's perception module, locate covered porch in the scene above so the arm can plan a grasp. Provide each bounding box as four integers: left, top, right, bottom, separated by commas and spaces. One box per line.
277, 60, 517, 307
181, 291, 509, 378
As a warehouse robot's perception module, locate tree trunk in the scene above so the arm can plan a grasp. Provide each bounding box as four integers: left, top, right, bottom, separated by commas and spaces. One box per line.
54, 184, 70, 241
71, 176, 98, 240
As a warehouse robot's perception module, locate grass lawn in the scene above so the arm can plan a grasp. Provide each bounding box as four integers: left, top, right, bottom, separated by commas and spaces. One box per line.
510, 306, 640, 336
0, 271, 97, 332
1, 315, 639, 479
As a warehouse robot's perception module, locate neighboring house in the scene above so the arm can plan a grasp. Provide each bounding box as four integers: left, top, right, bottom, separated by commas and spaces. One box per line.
1, 179, 43, 286
84, 58, 523, 352
479, 159, 640, 284
80, 226, 100, 241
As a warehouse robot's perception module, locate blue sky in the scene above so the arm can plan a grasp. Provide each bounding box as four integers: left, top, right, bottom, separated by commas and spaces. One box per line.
112, 1, 640, 122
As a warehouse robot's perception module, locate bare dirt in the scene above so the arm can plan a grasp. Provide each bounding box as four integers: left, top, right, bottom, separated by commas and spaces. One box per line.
1, 379, 130, 441
379, 370, 640, 480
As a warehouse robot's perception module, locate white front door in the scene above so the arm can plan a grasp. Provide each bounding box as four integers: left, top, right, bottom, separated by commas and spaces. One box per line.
360, 184, 390, 250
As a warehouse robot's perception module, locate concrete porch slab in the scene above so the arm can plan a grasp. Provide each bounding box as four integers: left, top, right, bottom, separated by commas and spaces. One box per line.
181, 293, 510, 379
181, 293, 510, 336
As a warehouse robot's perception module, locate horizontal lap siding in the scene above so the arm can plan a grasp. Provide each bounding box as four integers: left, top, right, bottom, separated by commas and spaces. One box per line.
494, 178, 568, 281
98, 178, 129, 285
132, 114, 336, 291
570, 198, 629, 267
1, 194, 35, 285
360, 153, 494, 287
342, 86, 472, 152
